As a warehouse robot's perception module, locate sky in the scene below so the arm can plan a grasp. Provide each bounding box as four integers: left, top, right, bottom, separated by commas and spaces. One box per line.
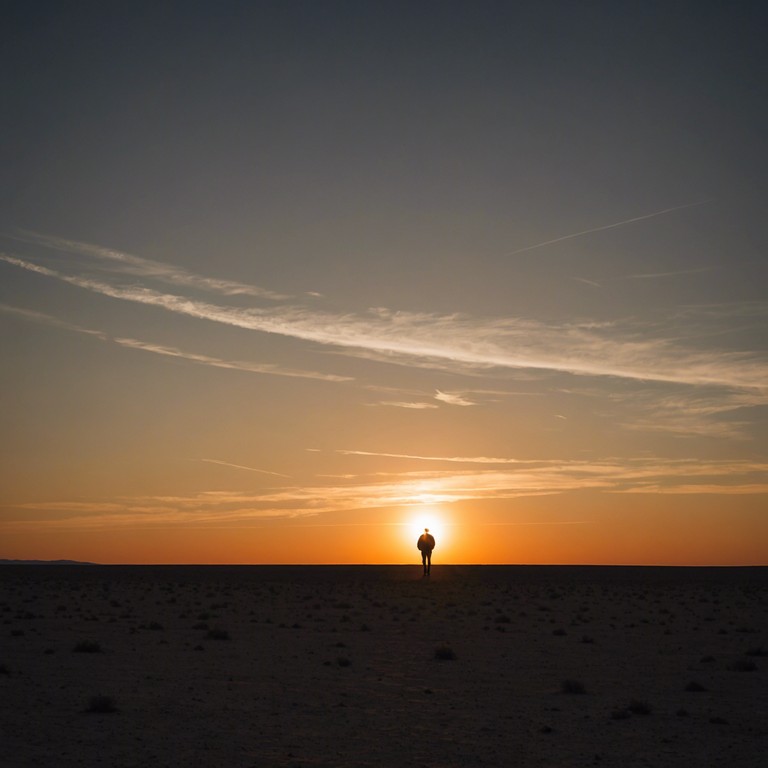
1, 1, 766, 565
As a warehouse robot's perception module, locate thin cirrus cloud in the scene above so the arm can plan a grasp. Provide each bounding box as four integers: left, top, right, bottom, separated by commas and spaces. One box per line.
12, 230, 289, 300
373, 401, 440, 409
607, 388, 763, 440
113, 337, 352, 382
199, 459, 291, 478
2, 245, 767, 393
434, 390, 476, 406
336, 449, 533, 464
507, 199, 713, 256
623, 266, 715, 280
7, 457, 766, 531
0, 301, 350, 383
0, 302, 107, 340
573, 267, 716, 288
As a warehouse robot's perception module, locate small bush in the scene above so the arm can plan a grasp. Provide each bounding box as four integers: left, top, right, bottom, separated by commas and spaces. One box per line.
336, 656, 351, 667
561, 679, 586, 694
746, 647, 767, 657
628, 699, 652, 715
206, 628, 230, 641
685, 680, 707, 692
434, 645, 456, 661
86, 695, 117, 714
73, 641, 102, 653
728, 658, 757, 672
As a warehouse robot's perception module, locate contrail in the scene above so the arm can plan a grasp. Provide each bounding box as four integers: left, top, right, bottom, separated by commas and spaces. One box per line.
199, 459, 291, 478
509, 199, 713, 255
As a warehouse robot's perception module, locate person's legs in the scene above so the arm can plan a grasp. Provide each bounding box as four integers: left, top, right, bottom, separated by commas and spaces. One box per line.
421, 550, 427, 573
426, 551, 432, 573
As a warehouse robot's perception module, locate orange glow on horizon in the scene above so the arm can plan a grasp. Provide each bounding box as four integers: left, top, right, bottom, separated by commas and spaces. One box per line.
2, 488, 767, 566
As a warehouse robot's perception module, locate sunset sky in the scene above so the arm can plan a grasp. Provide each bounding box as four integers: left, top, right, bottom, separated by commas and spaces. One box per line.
2, 2, 766, 564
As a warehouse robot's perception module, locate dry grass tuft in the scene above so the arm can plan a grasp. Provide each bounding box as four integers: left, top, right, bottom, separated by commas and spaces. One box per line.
561, 679, 586, 694
434, 645, 457, 661
86, 695, 117, 714
73, 641, 102, 653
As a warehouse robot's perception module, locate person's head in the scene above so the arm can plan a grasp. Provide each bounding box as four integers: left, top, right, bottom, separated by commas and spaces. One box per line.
424, 528, 429, 533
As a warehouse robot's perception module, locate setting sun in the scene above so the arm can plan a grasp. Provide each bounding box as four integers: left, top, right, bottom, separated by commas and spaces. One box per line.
399, 506, 454, 562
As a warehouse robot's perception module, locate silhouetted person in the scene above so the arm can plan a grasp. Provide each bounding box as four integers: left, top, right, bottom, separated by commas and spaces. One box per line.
417, 528, 435, 575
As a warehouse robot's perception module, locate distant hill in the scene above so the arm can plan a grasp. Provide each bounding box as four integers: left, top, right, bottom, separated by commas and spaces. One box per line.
0, 559, 98, 565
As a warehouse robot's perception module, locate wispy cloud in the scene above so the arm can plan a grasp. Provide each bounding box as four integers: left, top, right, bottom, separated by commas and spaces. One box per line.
199, 459, 290, 478
0, 303, 107, 339
508, 200, 713, 255
3, 245, 767, 393
624, 266, 715, 280
574, 266, 716, 287
434, 390, 476, 406
372, 401, 439, 409
0, 299, 350, 383
5, 457, 765, 531
619, 483, 768, 494
114, 337, 352, 382
573, 277, 602, 288
12, 230, 289, 300
337, 449, 538, 464
609, 388, 763, 440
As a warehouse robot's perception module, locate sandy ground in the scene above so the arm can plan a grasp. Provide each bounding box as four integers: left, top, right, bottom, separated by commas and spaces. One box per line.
1, 564, 766, 767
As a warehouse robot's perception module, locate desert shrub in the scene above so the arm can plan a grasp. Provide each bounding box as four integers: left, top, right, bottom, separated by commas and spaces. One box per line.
86, 695, 117, 713
685, 680, 707, 692
336, 656, 351, 667
73, 641, 102, 653
745, 646, 767, 657
628, 699, 652, 715
206, 628, 230, 641
561, 679, 586, 694
552, 628, 567, 636
434, 645, 456, 661
728, 658, 757, 672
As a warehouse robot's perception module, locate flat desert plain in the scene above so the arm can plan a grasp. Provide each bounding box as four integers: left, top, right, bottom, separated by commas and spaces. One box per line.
1, 565, 766, 767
